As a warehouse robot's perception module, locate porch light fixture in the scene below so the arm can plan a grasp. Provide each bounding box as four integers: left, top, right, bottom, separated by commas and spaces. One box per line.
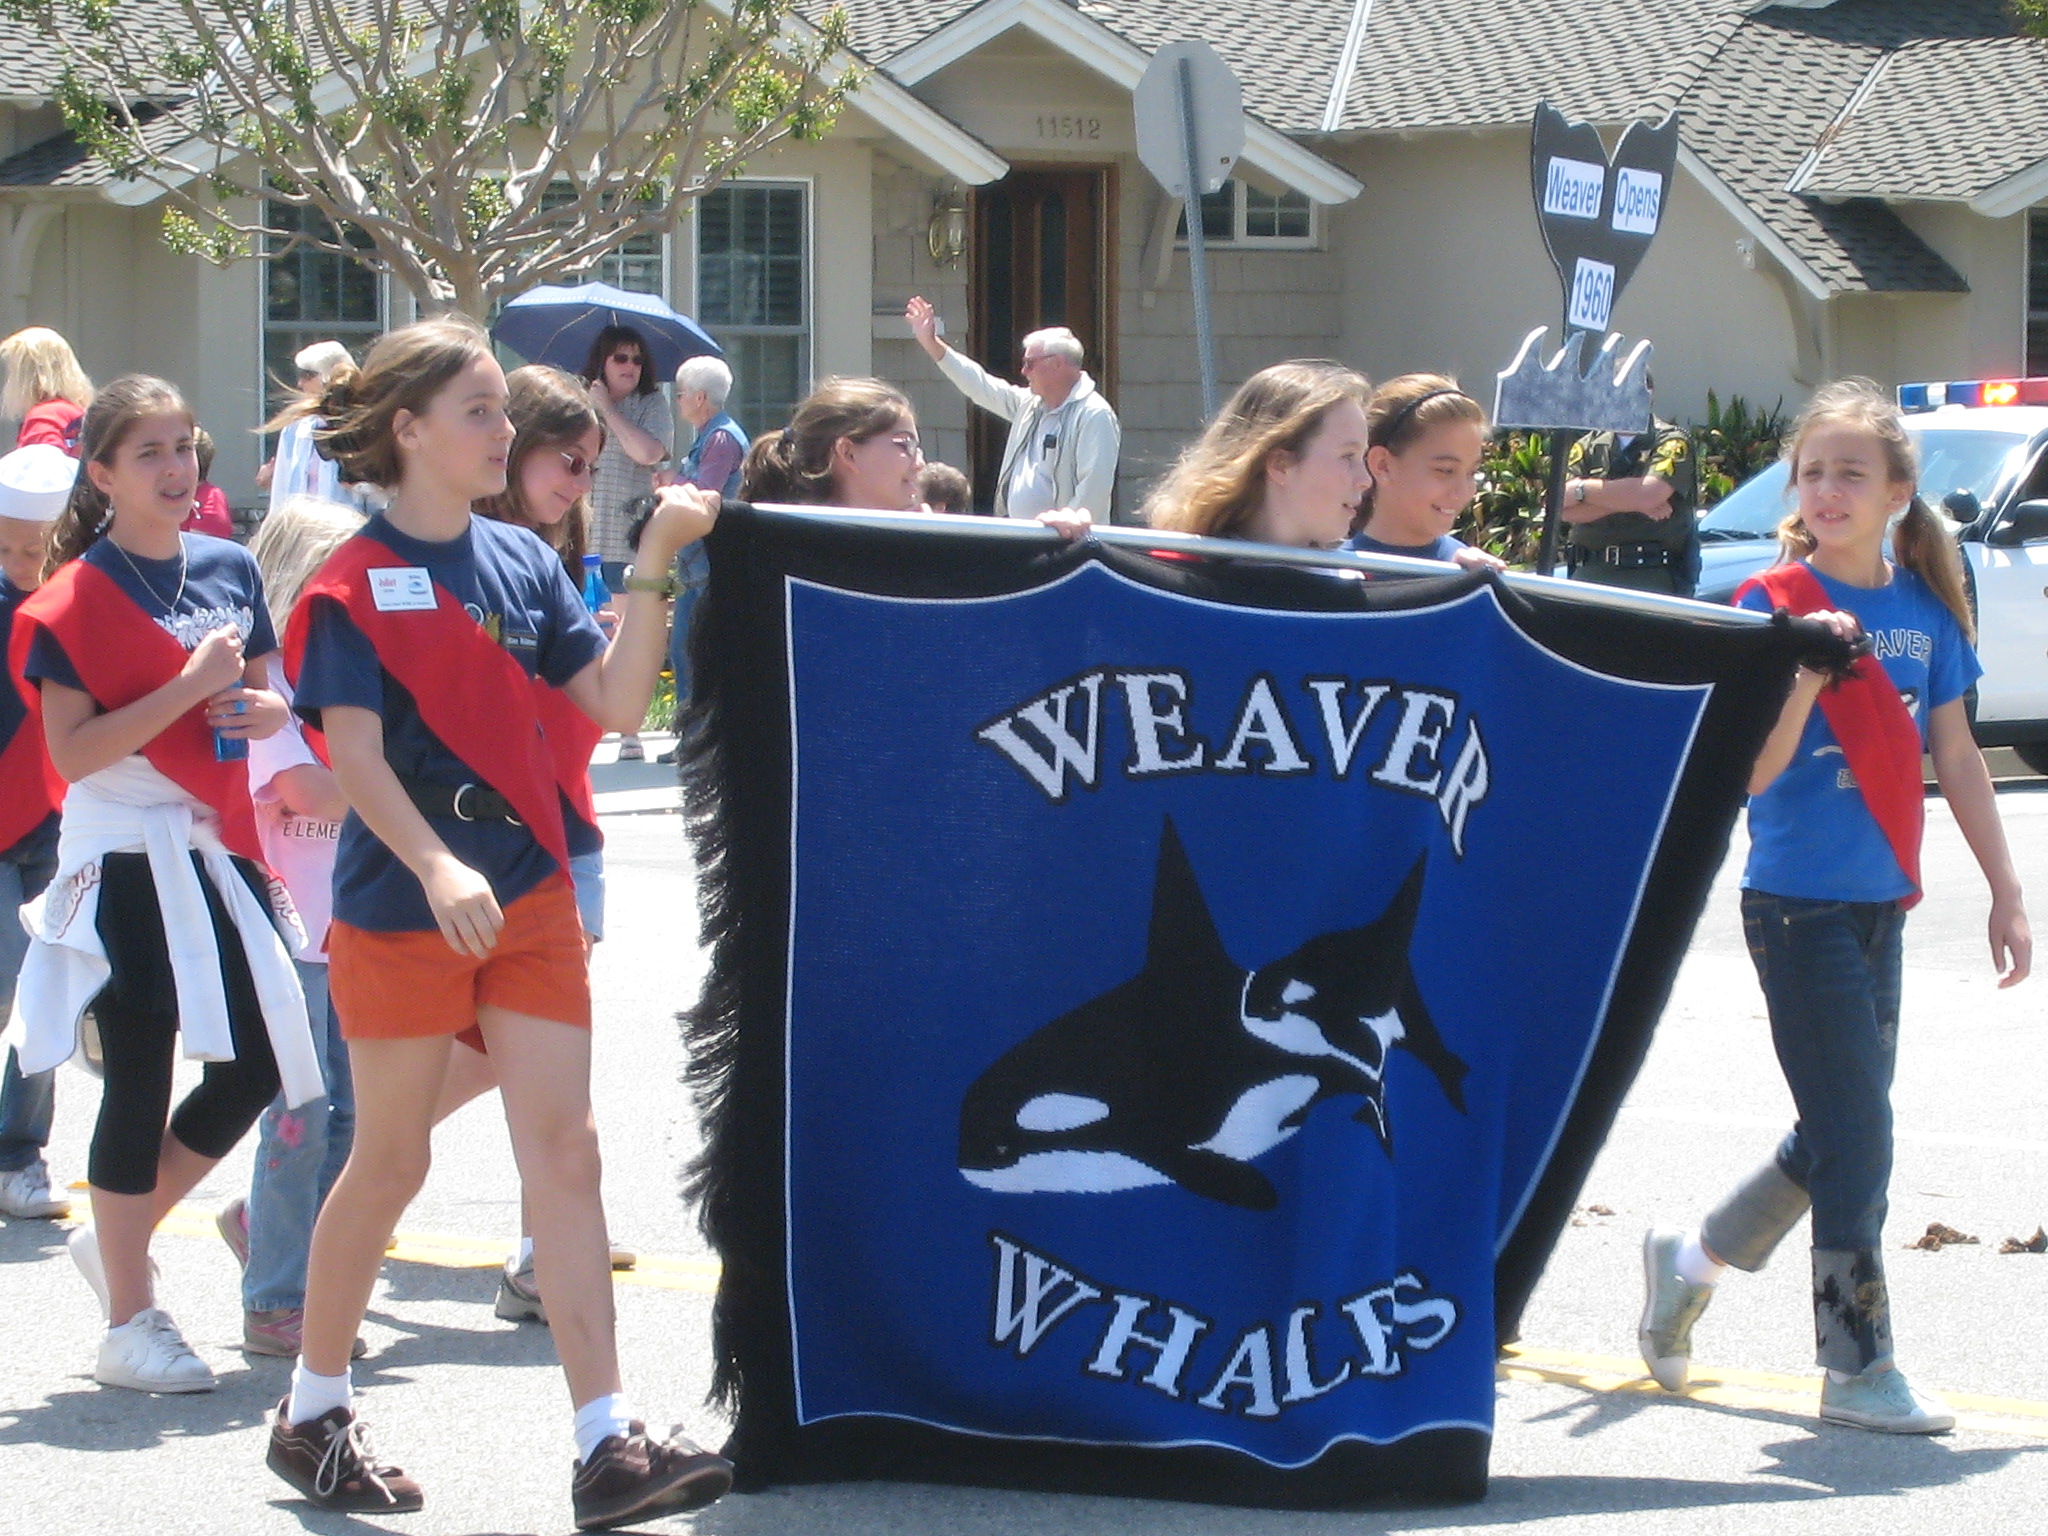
928, 192, 967, 268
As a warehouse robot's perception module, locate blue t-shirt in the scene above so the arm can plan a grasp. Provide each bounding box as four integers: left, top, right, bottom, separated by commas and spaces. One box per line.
0, 575, 57, 858
293, 514, 607, 934
1346, 531, 1468, 562
24, 533, 277, 694
1739, 562, 1979, 901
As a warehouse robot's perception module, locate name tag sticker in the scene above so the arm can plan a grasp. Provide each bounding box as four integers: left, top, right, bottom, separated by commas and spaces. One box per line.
369, 567, 436, 612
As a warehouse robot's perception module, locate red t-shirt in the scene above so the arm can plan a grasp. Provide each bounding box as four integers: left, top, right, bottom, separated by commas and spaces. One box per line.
15, 398, 83, 456
181, 482, 234, 538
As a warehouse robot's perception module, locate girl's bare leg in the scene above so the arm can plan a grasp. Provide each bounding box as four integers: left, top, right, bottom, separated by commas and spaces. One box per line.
94, 1131, 227, 1324
477, 1005, 619, 1407
430, 1036, 499, 1126
298, 1035, 453, 1377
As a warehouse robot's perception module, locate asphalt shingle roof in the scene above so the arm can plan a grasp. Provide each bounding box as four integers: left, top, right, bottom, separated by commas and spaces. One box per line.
1, 0, 2037, 296
0, 100, 192, 188
1795, 33, 2048, 202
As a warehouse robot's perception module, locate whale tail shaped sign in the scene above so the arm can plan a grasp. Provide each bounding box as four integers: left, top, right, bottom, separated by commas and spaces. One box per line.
1530, 102, 1680, 339
679, 505, 1814, 1508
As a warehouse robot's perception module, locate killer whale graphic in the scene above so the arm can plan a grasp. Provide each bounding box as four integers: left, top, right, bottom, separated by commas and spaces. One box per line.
958, 818, 1468, 1211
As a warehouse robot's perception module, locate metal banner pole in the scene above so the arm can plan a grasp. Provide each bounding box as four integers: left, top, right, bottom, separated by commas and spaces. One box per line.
1178, 56, 1220, 421
743, 502, 1770, 627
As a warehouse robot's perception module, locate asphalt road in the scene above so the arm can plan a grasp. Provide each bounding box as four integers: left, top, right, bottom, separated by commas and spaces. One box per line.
4, 746, 2048, 1535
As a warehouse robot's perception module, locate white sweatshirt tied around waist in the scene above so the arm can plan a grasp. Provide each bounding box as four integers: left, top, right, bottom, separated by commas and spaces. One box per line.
3, 756, 322, 1107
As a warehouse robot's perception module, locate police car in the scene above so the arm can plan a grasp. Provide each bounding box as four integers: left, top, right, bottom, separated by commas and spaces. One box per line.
1694, 376, 2048, 771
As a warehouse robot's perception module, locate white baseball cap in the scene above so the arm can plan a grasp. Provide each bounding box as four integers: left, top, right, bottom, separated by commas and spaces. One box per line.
0, 442, 78, 522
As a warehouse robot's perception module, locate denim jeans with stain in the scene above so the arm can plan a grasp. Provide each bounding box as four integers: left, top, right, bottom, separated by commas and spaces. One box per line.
243, 960, 355, 1312
1739, 888, 1904, 1255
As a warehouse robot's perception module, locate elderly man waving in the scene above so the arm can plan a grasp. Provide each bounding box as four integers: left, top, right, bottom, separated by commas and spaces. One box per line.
907, 296, 1121, 520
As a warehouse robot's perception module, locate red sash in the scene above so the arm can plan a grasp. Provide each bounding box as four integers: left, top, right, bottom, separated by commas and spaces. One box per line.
0, 682, 63, 855
537, 686, 602, 835
283, 532, 579, 872
10, 560, 263, 864
1736, 562, 1924, 907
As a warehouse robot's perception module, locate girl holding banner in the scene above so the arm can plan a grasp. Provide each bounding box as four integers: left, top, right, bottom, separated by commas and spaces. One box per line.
12, 377, 321, 1394
267, 316, 730, 1526
1640, 379, 2031, 1433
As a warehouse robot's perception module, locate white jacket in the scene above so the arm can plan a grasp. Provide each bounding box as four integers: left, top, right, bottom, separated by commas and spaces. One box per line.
936, 350, 1122, 520
3, 756, 322, 1106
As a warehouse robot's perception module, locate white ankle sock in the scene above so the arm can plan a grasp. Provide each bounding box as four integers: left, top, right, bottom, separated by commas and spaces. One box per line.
288, 1361, 352, 1425
515, 1237, 535, 1270
1676, 1231, 1727, 1287
573, 1393, 638, 1463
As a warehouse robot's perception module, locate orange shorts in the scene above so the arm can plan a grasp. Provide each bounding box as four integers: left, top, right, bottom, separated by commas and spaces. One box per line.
328, 874, 591, 1040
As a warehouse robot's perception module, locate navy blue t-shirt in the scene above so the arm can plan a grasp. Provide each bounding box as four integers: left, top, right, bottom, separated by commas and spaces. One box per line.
1739, 562, 1978, 902
1345, 531, 1468, 562
24, 533, 278, 693
0, 575, 58, 857
293, 514, 607, 934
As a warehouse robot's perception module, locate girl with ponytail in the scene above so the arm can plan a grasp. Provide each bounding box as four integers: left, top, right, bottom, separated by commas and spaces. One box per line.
268, 315, 729, 1525
14, 373, 319, 1396
1638, 378, 2028, 1434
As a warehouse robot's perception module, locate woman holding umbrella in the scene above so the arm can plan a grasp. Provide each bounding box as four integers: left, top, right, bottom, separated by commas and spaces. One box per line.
580, 325, 670, 760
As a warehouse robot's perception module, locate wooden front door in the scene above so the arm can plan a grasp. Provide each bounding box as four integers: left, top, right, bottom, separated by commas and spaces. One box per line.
969, 167, 1113, 509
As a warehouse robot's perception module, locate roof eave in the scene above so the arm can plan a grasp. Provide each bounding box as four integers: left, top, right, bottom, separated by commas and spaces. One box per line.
1972, 158, 2048, 220
1677, 143, 1830, 300
884, 0, 1363, 205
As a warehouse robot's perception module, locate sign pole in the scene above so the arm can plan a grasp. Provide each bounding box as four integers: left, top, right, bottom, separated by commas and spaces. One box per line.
1177, 56, 1219, 421
1534, 306, 1580, 578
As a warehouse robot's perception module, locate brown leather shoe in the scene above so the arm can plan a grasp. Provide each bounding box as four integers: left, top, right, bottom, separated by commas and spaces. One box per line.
266, 1398, 424, 1513
571, 1423, 732, 1530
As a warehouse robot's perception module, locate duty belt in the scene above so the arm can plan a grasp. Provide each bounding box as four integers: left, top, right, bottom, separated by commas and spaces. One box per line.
1568, 541, 1675, 571
399, 778, 524, 825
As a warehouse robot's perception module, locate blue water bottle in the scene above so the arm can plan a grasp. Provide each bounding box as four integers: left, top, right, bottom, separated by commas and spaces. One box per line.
581, 552, 607, 614
214, 699, 249, 761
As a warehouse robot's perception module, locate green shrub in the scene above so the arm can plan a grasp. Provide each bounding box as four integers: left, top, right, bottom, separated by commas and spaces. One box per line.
1689, 391, 1786, 506
1463, 429, 1552, 565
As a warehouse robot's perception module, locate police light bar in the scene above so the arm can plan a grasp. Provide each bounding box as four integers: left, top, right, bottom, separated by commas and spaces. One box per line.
1898, 377, 2048, 411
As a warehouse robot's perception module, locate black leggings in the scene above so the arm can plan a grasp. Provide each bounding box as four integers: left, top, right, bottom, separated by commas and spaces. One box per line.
88, 851, 281, 1195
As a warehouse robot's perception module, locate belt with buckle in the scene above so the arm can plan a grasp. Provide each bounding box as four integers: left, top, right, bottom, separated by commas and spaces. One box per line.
1568, 541, 1675, 570
399, 779, 523, 826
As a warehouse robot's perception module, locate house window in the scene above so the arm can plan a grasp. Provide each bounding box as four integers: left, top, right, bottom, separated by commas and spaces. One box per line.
697, 181, 809, 438
1176, 179, 1316, 248
2029, 209, 2048, 377
262, 198, 384, 430
541, 182, 666, 295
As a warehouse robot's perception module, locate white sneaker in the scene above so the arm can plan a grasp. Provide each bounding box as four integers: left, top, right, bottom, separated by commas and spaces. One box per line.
95, 1308, 215, 1393
0, 1163, 70, 1218
68, 1224, 160, 1321
1820, 1364, 1955, 1434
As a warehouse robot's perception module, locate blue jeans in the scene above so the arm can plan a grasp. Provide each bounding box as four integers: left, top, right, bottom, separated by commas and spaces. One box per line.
667, 543, 709, 707
0, 828, 58, 1173
1740, 889, 1904, 1254
243, 960, 354, 1311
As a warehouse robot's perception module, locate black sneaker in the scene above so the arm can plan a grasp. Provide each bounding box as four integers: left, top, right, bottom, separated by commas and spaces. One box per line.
266, 1398, 424, 1513
571, 1423, 732, 1530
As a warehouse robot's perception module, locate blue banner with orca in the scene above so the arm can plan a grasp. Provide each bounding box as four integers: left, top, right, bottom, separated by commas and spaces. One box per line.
680, 508, 1820, 1508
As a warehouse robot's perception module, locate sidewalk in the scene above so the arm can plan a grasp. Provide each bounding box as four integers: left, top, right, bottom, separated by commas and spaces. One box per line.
590, 731, 683, 815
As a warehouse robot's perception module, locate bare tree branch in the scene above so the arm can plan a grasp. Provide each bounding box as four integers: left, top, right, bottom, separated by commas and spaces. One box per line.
0, 0, 859, 315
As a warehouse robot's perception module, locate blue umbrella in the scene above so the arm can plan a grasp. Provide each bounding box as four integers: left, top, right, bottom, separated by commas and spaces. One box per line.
492, 281, 722, 381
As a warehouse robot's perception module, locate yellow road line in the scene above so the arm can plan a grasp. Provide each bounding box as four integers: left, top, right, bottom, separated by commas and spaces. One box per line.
1500, 1344, 2048, 1439
76, 1203, 721, 1295
59, 1199, 2048, 1427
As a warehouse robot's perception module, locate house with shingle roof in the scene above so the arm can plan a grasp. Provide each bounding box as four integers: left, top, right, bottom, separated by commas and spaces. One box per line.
0, 0, 2042, 514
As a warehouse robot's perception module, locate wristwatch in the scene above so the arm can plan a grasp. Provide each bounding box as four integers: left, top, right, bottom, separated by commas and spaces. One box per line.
1572, 480, 1587, 504
622, 567, 679, 599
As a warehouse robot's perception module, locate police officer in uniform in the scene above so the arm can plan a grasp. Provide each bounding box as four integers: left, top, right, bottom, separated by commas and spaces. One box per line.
1562, 415, 1699, 597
